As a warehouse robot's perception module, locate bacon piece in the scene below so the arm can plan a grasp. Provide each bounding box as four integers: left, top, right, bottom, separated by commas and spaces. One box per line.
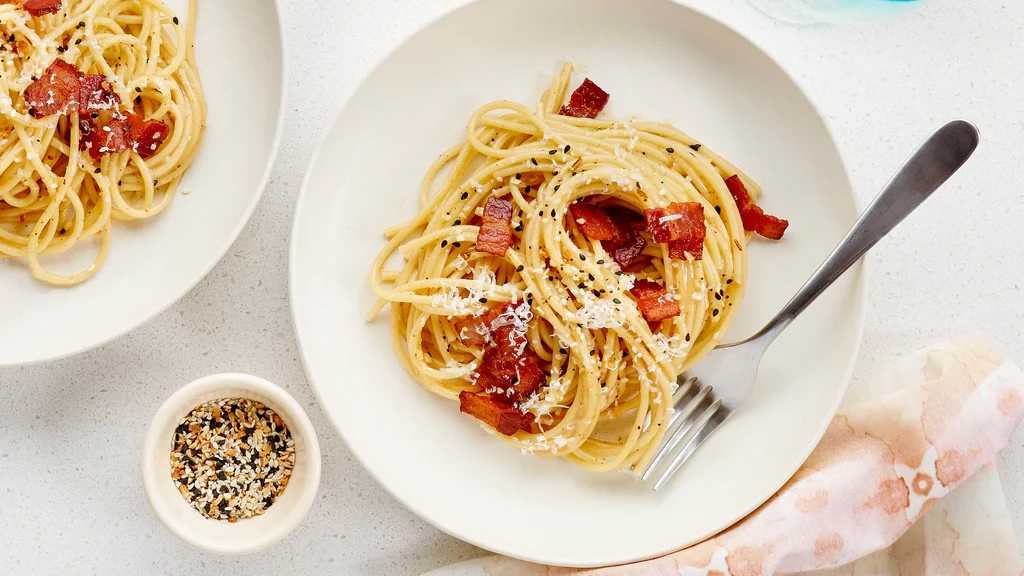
474, 347, 544, 403
476, 196, 514, 256
23, 60, 80, 117
77, 74, 120, 113
454, 303, 511, 347
602, 231, 647, 271
558, 78, 610, 119
622, 254, 653, 273
519, 172, 546, 188
665, 203, 706, 260
125, 113, 169, 158
629, 279, 680, 323
725, 175, 789, 240
24, 60, 120, 118
86, 116, 131, 159
569, 202, 630, 242
604, 206, 646, 232
459, 391, 535, 436
754, 211, 789, 240
23, 0, 62, 17
643, 202, 699, 243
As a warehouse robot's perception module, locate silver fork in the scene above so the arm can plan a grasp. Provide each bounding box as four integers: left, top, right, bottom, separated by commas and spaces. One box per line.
643, 120, 980, 490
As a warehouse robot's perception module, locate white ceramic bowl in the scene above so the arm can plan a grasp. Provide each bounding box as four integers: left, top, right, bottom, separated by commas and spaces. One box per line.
291, 0, 864, 567
0, 0, 286, 366
141, 374, 321, 555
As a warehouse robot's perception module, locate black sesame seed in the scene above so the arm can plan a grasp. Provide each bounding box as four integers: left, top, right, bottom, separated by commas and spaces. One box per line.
549, 150, 557, 155
726, 279, 733, 285
666, 147, 675, 153
553, 185, 560, 191
173, 16, 179, 24
460, 192, 468, 200
94, 168, 101, 174
564, 145, 571, 153
135, 87, 142, 93
559, 347, 567, 354
479, 298, 488, 303
516, 265, 524, 272
613, 298, 621, 304
531, 158, 538, 166
715, 206, 721, 214
590, 350, 596, 356
596, 259, 605, 265
550, 209, 556, 218
690, 144, 702, 151
441, 240, 448, 247
454, 219, 461, 225
452, 242, 461, 248
712, 309, 719, 317
579, 253, 586, 261
588, 274, 595, 281
685, 333, 691, 342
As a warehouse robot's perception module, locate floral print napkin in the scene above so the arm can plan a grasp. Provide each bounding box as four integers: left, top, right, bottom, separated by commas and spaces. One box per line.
425, 336, 1024, 576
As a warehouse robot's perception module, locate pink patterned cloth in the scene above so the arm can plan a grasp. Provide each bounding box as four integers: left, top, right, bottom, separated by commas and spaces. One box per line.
426, 337, 1024, 576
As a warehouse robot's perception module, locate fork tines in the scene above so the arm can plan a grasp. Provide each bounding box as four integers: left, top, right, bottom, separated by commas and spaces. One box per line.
641, 376, 727, 490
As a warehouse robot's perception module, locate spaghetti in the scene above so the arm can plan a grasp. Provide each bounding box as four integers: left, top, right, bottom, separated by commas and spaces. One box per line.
0, 0, 206, 285
368, 63, 787, 474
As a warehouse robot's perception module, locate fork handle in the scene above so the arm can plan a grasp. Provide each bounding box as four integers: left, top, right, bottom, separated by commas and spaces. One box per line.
754, 120, 980, 343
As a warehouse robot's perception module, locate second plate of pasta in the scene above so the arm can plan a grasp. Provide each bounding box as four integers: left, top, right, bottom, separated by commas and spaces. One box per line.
0, 0, 284, 365
292, 0, 865, 566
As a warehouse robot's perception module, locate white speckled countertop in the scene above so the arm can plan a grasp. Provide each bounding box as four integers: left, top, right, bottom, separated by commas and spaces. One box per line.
3, 0, 1023, 574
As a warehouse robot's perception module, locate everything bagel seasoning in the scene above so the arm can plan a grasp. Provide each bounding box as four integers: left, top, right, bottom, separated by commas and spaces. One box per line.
171, 398, 295, 522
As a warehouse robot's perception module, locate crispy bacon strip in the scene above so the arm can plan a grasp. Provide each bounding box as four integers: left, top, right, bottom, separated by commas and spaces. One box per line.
77, 74, 120, 113
23, 60, 80, 117
665, 203, 706, 260
474, 347, 544, 403
23, 0, 62, 17
81, 113, 168, 159
125, 113, 169, 158
558, 78, 610, 119
569, 202, 630, 242
476, 196, 514, 256
602, 232, 647, 271
24, 60, 120, 117
725, 175, 789, 240
604, 206, 646, 232
88, 117, 131, 158
459, 392, 534, 436
454, 303, 511, 347
629, 279, 680, 323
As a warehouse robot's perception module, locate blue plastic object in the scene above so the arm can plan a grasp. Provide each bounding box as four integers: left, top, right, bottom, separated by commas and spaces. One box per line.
748, 0, 923, 24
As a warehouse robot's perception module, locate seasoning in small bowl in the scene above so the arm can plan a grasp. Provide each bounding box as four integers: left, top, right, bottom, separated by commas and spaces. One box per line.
171, 398, 296, 522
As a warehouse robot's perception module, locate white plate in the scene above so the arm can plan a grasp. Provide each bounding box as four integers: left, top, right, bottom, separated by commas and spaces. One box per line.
0, 0, 285, 366
291, 0, 865, 567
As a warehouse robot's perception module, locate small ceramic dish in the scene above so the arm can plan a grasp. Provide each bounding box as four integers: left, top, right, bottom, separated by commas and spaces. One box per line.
142, 373, 321, 555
